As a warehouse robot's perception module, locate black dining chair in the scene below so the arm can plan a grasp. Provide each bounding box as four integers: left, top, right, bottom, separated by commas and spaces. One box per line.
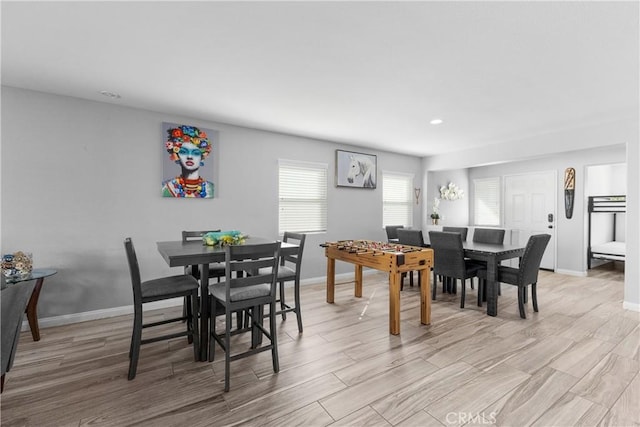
477, 234, 551, 319
442, 226, 468, 241
209, 242, 281, 392
182, 230, 226, 282
428, 231, 483, 308
396, 229, 425, 290
271, 232, 306, 333
440, 226, 470, 291
385, 225, 404, 243
472, 228, 506, 244
180, 230, 227, 328
471, 228, 506, 296
124, 238, 199, 380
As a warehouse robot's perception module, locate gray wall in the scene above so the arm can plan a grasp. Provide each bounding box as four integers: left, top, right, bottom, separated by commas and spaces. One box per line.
1, 87, 422, 319
425, 169, 470, 227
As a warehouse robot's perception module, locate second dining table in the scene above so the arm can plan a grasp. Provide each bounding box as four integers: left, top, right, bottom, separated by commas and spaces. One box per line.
424, 234, 526, 316
157, 236, 299, 361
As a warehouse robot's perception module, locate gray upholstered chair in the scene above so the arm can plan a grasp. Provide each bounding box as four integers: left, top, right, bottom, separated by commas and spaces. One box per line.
442, 226, 468, 241
273, 232, 306, 333
209, 242, 281, 392
477, 234, 551, 318
472, 228, 506, 244
471, 228, 506, 296
124, 238, 199, 380
1, 276, 36, 393
396, 229, 425, 289
440, 226, 470, 291
428, 231, 483, 308
385, 225, 404, 243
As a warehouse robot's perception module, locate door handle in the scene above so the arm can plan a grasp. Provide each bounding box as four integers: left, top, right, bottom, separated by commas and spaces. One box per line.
548, 225, 553, 229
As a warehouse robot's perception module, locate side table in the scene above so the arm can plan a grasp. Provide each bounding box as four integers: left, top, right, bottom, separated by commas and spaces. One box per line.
5, 268, 57, 341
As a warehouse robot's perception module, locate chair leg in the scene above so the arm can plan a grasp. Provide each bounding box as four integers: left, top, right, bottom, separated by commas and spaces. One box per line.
294, 280, 303, 333
531, 283, 539, 312
432, 269, 437, 300
401, 272, 405, 291
190, 291, 199, 361
517, 286, 527, 319
279, 281, 287, 321
270, 302, 280, 373
409, 271, 414, 287
186, 295, 193, 344
477, 278, 483, 307
182, 296, 188, 323
460, 279, 465, 308
224, 309, 232, 392
208, 299, 216, 363
128, 310, 142, 380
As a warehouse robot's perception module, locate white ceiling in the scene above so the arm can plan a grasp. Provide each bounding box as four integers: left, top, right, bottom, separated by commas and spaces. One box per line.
2, 1, 638, 157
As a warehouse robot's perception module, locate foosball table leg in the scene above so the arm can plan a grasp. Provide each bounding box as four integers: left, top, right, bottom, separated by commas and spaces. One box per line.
389, 273, 401, 335
355, 265, 363, 297
326, 257, 335, 303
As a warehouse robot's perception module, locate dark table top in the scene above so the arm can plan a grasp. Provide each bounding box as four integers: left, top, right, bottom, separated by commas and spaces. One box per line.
157, 237, 298, 268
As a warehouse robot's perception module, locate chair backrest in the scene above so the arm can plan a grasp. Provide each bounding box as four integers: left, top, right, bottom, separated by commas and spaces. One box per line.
472, 228, 506, 244
223, 242, 281, 300
428, 231, 467, 278
281, 232, 306, 277
397, 229, 425, 247
518, 234, 551, 285
442, 227, 468, 241
124, 238, 143, 305
182, 229, 221, 242
385, 225, 404, 241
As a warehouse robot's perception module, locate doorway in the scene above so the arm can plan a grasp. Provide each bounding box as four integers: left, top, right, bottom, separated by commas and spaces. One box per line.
504, 171, 557, 270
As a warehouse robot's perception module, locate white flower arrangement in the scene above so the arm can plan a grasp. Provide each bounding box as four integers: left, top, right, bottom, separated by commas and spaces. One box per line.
431, 197, 440, 219
440, 182, 464, 201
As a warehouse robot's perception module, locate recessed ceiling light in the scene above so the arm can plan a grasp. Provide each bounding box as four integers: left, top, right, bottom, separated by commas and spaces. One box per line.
99, 90, 121, 99
430, 118, 443, 125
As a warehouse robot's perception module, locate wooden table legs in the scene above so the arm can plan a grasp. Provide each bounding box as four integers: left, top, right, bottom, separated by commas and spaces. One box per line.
25, 277, 45, 341
324, 255, 432, 335
326, 258, 335, 303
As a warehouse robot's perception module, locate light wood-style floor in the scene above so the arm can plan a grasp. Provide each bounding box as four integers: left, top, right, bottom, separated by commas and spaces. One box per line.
2, 263, 638, 427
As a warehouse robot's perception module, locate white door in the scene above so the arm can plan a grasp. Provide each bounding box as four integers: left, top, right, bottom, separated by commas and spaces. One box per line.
504, 171, 556, 270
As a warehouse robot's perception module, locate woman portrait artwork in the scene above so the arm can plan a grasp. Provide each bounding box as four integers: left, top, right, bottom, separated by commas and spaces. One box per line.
162, 124, 215, 198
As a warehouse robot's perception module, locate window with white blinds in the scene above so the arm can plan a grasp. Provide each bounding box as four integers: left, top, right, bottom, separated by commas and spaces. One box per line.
474, 177, 501, 226
278, 159, 327, 234
382, 171, 413, 227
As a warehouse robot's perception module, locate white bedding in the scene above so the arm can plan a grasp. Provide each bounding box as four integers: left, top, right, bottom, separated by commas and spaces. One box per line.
591, 241, 626, 257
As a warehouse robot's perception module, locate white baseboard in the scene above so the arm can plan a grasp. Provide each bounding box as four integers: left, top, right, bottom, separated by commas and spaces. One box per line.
22, 298, 182, 331
555, 269, 587, 277
25, 270, 378, 331
623, 301, 640, 312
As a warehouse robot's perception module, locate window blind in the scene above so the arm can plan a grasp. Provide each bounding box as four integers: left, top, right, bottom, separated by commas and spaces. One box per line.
383, 172, 413, 227
474, 177, 501, 226
278, 160, 327, 234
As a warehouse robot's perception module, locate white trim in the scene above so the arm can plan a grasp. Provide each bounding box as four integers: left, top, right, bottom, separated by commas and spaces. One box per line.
22, 298, 182, 331
23, 270, 380, 330
623, 301, 640, 312
554, 269, 587, 277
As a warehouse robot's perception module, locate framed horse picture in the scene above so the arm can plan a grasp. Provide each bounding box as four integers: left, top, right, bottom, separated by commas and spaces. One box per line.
335, 149, 377, 189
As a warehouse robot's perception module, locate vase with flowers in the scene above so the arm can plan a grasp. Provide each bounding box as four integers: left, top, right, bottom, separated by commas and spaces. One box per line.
431, 198, 441, 225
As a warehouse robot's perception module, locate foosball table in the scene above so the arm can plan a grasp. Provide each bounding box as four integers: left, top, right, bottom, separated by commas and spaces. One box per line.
321, 240, 434, 335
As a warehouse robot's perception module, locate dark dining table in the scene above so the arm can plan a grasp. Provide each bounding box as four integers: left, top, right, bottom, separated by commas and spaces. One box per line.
423, 236, 526, 317
156, 237, 298, 361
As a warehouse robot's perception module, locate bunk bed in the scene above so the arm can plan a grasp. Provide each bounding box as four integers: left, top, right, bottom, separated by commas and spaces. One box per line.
587, 195, 626, 269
